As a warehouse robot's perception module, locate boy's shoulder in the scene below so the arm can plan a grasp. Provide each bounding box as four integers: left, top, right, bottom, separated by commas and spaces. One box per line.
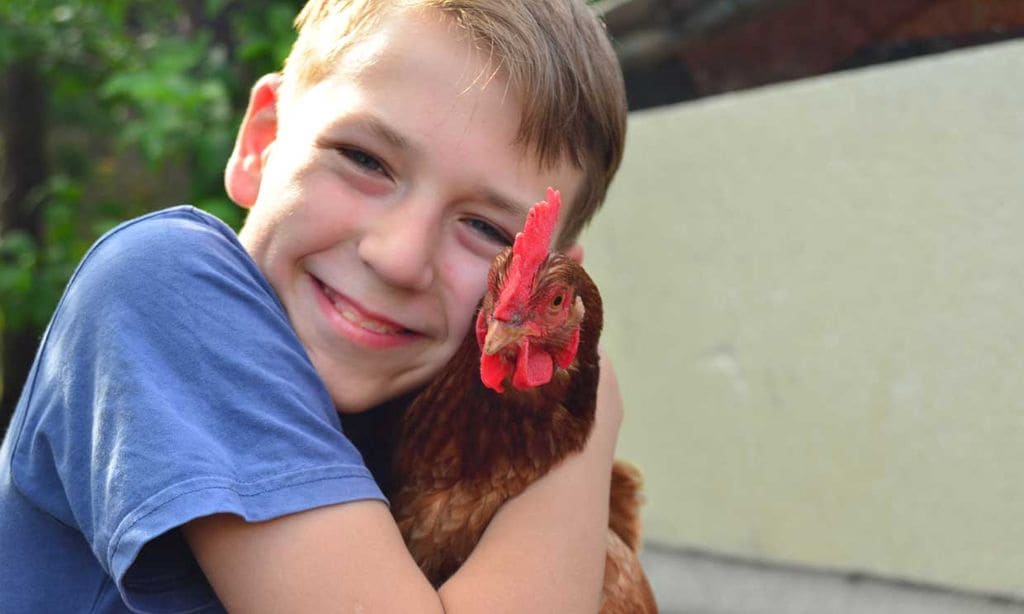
58, 205, 268, 318
77, 205, 251, 282
93, 205, 239, 260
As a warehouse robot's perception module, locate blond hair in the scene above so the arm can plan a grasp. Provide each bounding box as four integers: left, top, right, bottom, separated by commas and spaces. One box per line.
282, 0, 626, 246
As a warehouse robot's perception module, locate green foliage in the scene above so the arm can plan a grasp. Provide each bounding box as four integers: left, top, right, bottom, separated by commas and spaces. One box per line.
0, 1, 304, 411
102, 36, 231, 162
0, 0, 302, 344
0, 172, 122, 332
0, 180, 96, 332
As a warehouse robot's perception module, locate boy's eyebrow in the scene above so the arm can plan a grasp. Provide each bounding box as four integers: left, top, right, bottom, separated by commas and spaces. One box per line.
361, 114, 413, 152
346, 113, 531, 221
481, 189, 531, 220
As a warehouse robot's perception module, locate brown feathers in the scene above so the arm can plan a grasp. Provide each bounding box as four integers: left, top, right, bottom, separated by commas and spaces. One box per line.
373, 234, 656, 611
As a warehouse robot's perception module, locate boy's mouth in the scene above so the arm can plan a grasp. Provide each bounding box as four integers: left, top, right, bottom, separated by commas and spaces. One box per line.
315, 278, 411, 336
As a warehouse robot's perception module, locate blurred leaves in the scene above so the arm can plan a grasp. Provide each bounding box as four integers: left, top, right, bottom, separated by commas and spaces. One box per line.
0, 0, 303, 401
102, 36, 232, 163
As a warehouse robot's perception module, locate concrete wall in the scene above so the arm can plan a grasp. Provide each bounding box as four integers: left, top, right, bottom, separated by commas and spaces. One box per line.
581, 39, 1024, 597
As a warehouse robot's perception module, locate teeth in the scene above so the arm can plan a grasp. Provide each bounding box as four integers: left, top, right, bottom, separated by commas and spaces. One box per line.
321, 281, 404, 335
337, 305, 401, 335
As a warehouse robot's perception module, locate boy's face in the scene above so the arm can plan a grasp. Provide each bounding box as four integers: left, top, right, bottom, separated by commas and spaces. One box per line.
230, 8, 582, 412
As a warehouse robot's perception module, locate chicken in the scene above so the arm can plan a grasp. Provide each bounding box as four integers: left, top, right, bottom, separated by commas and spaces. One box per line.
356, 188, 656, 612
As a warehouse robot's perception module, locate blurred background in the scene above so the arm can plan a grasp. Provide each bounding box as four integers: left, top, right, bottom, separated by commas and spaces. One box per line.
1, 0, 307, 424
583, 1, 1024, 612
2, 1, 1024, 612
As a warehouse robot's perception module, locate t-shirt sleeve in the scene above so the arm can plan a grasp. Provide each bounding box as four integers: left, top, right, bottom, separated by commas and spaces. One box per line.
10, 207, 385, 613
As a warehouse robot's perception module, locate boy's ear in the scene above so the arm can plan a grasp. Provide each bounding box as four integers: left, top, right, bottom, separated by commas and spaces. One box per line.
225, 73, 282, 209
564, 243, 584, 264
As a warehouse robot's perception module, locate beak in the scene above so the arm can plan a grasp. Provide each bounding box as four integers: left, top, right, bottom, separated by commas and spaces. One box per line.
483, 319, 527, 355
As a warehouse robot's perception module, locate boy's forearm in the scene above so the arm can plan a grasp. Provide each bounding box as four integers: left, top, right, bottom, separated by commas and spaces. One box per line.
185, 503, 449, 614
439, 353, 624, 613
439, 444, 614, 613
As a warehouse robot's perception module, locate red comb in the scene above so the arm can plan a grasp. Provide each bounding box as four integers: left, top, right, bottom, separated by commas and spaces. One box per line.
494, 188, 560, 319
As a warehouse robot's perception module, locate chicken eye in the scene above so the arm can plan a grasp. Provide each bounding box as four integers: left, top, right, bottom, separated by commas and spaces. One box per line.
552, 294, 563, 307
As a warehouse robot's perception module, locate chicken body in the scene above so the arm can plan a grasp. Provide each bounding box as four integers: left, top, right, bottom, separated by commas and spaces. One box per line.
386, 245, 657, 612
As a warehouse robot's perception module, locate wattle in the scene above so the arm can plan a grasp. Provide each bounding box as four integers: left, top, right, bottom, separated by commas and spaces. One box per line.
512, 340, 554, 389
481, 352, 511, 393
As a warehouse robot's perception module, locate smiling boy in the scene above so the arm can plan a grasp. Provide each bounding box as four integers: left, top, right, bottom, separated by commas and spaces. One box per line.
233, 14, 583, 412
0, 1, 627, 612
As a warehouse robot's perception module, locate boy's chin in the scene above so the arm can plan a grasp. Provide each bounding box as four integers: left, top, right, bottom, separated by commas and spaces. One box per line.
333, 396, 385, 415
332, 384, 424, 415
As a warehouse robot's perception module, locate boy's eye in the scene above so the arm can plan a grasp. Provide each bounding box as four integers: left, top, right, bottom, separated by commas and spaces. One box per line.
339, 147, 387, 175
463, 218, 512, 246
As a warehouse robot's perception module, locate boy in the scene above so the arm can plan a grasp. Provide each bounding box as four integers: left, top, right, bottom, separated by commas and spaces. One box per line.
0, 0, 628, 612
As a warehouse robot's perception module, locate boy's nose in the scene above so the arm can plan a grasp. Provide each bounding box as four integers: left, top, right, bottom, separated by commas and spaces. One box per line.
357, 200, 437, 291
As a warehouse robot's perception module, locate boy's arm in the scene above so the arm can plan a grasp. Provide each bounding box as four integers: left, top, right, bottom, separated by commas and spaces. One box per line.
439, 350, 622, 612
183, 353, 623, 613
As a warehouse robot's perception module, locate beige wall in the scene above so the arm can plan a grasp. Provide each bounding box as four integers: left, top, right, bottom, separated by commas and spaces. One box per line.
581, 39, 1024, 597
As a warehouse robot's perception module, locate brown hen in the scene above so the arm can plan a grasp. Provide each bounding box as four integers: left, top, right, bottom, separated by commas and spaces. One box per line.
356, 189, 656, 612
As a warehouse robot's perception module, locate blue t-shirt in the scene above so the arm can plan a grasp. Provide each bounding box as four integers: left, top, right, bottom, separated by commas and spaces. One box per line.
0, 207, 386, 613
